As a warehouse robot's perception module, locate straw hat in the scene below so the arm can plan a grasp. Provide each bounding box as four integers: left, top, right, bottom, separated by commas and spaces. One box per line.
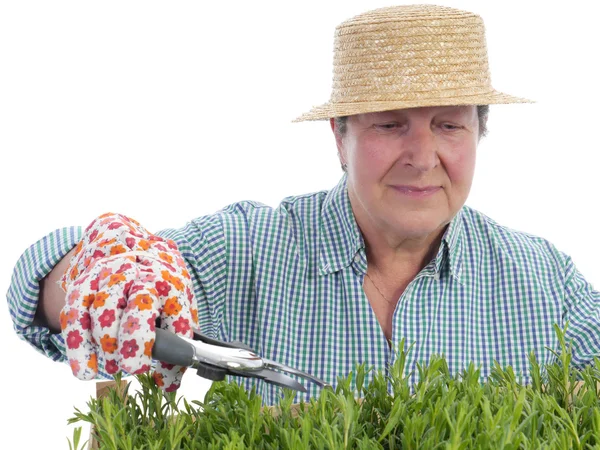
294, 4, 532, 122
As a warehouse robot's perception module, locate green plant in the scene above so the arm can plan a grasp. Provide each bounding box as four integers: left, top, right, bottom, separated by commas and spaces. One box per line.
68, 326, 600, 449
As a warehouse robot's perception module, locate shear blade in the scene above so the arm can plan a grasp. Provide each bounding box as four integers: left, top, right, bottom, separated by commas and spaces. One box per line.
232, 368, 307, 392
264, 359, 331, 389
258, 369, 307, 392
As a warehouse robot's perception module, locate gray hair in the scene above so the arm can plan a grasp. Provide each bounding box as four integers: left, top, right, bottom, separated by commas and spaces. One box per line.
334, 105, 489, 171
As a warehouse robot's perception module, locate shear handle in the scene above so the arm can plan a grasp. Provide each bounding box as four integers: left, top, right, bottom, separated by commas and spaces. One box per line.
192, 329, 254, 352
152, 328, 195, 367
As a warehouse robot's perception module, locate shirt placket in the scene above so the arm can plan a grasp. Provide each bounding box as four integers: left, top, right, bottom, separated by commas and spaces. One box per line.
389, 261, 441, 387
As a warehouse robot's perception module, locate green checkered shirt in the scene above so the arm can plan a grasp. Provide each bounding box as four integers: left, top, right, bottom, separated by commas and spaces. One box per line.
7, 176, 600, 404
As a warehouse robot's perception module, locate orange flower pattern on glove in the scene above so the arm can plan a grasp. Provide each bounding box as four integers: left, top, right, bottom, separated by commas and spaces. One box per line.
59, 213, 198, 392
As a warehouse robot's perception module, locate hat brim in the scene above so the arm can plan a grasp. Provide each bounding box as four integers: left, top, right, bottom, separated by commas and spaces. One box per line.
293, 90, 533, 122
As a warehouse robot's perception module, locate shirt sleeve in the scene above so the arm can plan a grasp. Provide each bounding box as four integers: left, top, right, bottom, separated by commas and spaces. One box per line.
562, 256, 600, 367
6, 211, 233, 370
156, 213, 229, 340
6, 227, 83, 362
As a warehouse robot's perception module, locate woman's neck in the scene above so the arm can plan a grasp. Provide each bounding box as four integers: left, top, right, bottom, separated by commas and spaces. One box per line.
365, 229, 444, 277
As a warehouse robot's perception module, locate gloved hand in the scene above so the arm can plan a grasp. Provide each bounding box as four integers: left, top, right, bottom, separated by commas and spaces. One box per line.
59, 212, 198, 391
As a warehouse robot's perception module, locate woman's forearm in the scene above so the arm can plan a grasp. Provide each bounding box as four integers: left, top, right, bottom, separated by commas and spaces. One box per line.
34, 247, 77, 333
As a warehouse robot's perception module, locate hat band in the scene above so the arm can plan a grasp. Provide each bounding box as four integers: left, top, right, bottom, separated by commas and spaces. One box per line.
332, 83, 494, 103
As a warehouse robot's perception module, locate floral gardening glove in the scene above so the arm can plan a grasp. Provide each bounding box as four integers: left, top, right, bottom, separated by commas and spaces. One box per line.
59, 213, 198, 392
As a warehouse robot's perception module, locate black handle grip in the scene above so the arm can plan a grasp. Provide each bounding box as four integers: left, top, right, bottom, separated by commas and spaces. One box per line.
152, 328, 195, 367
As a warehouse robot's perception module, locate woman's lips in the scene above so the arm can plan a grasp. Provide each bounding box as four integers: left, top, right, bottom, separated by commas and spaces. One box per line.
391, 185, 442, 198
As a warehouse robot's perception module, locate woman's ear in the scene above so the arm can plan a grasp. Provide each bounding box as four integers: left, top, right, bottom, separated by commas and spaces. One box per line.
330, 118, 347, 169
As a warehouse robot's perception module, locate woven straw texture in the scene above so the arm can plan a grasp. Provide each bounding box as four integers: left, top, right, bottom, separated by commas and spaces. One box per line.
294, 4, 532, 122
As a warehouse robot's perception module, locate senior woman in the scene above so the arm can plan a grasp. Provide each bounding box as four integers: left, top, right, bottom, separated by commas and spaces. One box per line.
7, 5, 600, 405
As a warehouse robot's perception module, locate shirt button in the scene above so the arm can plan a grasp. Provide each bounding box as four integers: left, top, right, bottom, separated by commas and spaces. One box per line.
354, 254, 361, 263
433, 273, 440, 281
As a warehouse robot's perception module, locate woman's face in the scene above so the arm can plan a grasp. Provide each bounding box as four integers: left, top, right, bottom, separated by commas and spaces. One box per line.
334, 106, 479, 244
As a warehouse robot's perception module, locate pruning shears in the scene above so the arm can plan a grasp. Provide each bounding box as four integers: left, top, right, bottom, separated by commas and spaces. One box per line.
152, 328, 331, 393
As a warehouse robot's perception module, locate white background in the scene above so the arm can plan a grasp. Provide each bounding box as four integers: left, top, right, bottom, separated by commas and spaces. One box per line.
1, 0, 598, 447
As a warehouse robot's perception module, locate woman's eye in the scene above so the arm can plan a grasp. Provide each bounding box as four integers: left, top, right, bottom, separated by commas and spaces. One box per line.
441, 123, 462, 131
374, 123, 399, 131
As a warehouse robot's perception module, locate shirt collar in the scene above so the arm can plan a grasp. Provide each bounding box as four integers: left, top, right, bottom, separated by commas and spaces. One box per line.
435, 207, 465, 284
318, 175, 364, 275
318, 175, 465, 282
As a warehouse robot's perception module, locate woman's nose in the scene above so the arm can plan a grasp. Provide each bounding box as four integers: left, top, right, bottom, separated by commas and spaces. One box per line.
401, 127, 440, 172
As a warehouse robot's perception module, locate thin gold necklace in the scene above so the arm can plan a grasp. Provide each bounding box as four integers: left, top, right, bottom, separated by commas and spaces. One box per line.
365, 271, 395, 305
